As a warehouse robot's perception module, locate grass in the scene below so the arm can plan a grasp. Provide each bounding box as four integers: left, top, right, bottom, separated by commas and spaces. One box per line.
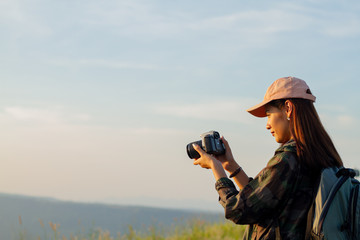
16, 216, 246, 240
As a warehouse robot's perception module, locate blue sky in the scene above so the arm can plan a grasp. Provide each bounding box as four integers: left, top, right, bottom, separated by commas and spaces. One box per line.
1, 0, 360, 211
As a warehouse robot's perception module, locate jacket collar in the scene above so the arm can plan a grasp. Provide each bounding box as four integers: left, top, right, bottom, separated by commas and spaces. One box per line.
275, 139, 297, 154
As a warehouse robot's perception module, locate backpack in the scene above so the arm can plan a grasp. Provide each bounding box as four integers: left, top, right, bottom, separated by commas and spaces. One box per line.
306, 167, 360, 240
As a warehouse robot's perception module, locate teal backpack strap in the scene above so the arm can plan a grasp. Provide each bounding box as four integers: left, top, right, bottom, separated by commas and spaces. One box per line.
350, 184, 359, 239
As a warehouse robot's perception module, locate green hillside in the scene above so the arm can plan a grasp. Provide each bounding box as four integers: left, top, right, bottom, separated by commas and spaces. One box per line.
0, 193, 245, 239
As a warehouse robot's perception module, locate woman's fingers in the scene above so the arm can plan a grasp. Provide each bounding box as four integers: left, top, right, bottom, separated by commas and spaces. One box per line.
221, 136, 234, 156
221, 136, 230, 149
193, 144, 212, 169
193, 159, 210, 169
193, 158, 200, 165
192, 143, 205, 156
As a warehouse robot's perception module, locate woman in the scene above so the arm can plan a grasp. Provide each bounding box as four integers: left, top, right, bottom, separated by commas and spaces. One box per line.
193, 77, 343, 239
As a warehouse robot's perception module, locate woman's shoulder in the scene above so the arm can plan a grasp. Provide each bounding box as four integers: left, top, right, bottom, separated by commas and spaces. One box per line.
267, 140, 299, 171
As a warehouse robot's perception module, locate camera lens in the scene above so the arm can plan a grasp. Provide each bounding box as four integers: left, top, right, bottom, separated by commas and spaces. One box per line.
186, 140, 202, 159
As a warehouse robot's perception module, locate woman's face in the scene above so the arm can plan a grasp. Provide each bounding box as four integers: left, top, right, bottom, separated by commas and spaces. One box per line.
265, 105, 292, 144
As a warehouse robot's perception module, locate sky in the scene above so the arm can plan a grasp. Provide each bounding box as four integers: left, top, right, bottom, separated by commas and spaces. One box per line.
1, 0, 360, 212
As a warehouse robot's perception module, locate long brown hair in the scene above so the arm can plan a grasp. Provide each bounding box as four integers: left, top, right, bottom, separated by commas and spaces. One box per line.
269, 98, 343, 175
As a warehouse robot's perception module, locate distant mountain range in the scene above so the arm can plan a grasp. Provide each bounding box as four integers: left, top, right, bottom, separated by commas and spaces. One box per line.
0, 193, 223, 239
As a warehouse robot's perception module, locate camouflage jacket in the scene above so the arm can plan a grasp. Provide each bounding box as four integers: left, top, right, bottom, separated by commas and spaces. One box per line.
215, 140, 315, 240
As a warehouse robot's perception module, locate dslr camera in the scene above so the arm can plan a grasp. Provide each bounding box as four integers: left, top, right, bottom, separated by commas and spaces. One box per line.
186, 131, 226, 159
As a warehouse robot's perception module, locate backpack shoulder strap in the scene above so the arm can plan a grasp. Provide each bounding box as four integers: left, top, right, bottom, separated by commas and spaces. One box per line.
305, 202, 315, 239
349, 181, 359, 239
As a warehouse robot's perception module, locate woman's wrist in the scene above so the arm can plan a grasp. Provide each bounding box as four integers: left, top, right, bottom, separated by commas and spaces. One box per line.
229, 166, 242, 178
223, 161, 240, 173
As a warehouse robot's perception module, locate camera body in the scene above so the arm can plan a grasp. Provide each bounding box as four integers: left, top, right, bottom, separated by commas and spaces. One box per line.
186, 131, 226, 159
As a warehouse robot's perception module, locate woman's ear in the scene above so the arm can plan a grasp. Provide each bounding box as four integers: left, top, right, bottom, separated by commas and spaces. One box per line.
284, 100, 293, 119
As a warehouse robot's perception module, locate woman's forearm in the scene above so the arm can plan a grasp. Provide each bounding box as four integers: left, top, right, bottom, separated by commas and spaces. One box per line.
223, 161, 250, 190
212, 159, 250, 189
232, 170, 250, 190
211, 160, 227, 180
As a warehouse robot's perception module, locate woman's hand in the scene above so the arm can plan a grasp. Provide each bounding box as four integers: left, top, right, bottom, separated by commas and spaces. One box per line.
193, 143, 227, 180
193, 137, 248, 187
215, 137, 240, 173
192, 144, 217, 169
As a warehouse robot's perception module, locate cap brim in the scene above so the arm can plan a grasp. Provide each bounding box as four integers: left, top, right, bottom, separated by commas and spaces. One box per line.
246, 100, 271, 118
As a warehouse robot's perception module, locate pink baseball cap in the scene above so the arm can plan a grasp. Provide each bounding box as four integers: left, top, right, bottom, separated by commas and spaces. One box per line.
247, 76, 316, 117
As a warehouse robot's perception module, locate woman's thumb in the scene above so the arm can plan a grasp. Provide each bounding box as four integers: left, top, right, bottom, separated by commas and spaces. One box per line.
193, 143, 204, 155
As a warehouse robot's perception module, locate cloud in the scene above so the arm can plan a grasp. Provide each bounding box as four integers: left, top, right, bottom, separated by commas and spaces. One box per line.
298, 103, 360, 129
1, 106, 91, 124
336, 115, 357, 127
153, 99, 256, 124
49, 59, 160, 70
130, 127, 190, 136
83, 3, 305, 41
1, 106, 187, 137
321, 18, 360, 37
188, 9, 310, 34
4, 107, 61, 123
